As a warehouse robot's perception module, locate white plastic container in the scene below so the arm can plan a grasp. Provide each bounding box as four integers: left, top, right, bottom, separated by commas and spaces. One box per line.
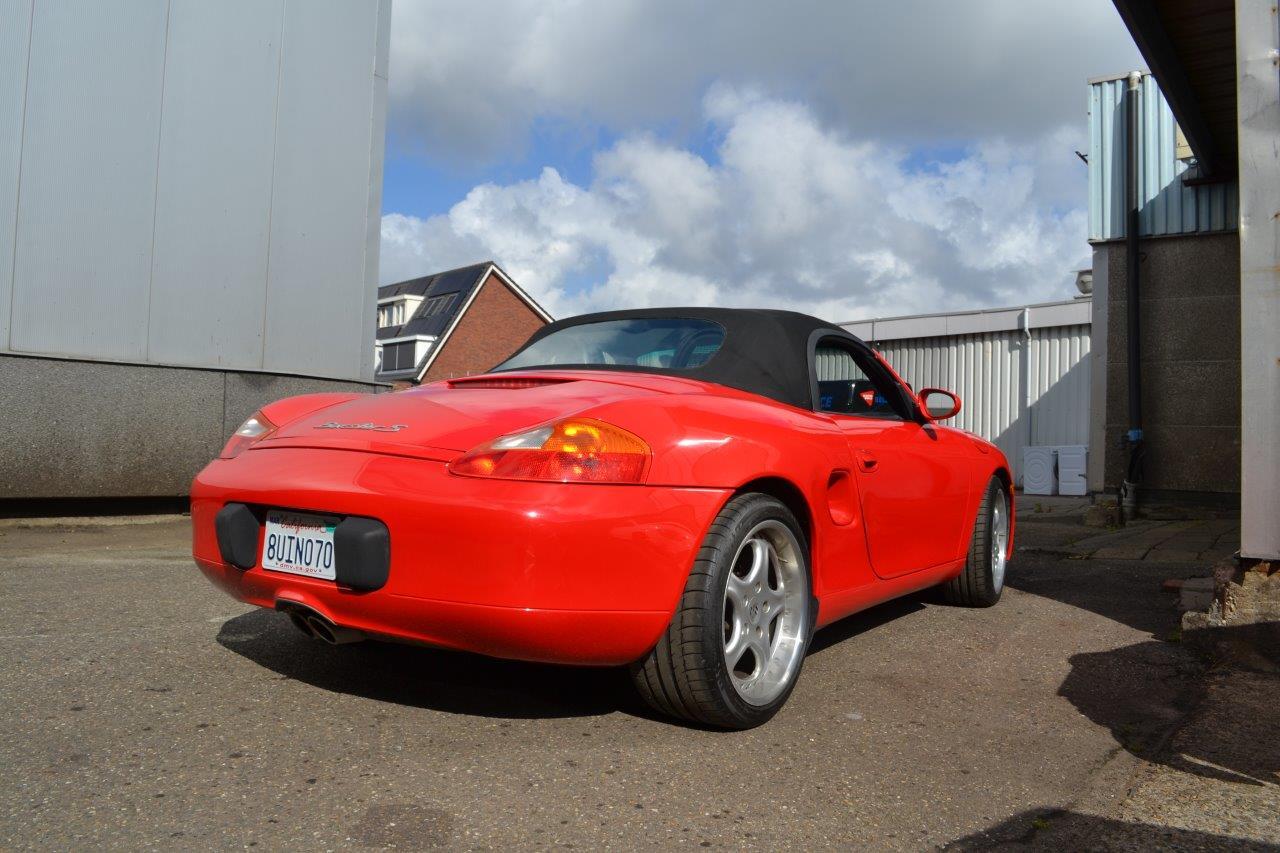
1055, 445, 1089, 496
1022, 446, 1058, 495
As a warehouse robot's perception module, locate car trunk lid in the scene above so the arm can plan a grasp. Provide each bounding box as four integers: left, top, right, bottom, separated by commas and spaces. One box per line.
257, 371, 700, 458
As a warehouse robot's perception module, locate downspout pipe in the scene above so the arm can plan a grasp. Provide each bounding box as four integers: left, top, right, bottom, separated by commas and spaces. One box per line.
1019, 306, 1032, 455
1122, 71, 1144, 520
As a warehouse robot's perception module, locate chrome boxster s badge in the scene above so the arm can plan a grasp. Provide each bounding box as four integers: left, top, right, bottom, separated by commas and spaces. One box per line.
315, 421, 408, 433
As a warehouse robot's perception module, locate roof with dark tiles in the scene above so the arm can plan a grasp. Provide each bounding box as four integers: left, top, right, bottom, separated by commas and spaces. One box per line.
375, 262, 491, 342
376, 261, 553, 381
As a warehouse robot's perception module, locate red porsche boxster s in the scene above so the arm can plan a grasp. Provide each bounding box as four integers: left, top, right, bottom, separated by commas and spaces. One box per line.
191, 308, 1013, 728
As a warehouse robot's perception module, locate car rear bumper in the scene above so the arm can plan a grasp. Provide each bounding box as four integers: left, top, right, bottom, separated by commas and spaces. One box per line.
191, 447, 730, 665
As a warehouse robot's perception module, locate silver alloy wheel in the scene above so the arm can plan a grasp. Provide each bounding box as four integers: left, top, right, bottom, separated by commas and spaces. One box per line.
990, 488, 1009, 592
722, 520, 808, 706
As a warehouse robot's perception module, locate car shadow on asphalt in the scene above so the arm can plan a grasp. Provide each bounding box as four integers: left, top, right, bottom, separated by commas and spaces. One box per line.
807, 594, 925, 656
216, 594, 929, 724
1005, 551, 1180, 636
944, 807, 1277, 851
216, 609, 642, 720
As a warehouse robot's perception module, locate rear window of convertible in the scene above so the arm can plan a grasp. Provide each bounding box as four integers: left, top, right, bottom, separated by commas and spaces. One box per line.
496, 318, 726, 371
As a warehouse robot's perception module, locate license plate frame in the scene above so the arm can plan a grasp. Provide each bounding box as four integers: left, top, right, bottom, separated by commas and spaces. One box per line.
261, 510, 341, 580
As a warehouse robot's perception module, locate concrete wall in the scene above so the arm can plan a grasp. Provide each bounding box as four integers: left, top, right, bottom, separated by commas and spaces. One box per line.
0, 0, 390, 383
1093, 232, 1241, 497
0, 355, 376, 501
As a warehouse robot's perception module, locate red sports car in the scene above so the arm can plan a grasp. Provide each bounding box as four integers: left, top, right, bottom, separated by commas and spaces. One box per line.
192, 308, 1013, 729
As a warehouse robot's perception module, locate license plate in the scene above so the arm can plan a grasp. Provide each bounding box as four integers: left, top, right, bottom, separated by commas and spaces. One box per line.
262, 510, 340, 580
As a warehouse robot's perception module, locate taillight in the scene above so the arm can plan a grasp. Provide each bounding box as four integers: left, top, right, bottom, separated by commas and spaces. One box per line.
220, 412, 277, 459
448, 418, 651, 484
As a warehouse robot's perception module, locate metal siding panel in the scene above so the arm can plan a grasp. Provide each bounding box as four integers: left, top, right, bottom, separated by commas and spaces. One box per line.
11, 0, 168, 359
1140, 74, 1157, 236
1088, 74, 1238, 240
262, 0, 381, 380
373, 0, 392, 80
1089, 78, 1128, 241
0, 0, 33, 350
1157, 90, 1176, 234
1027, 325, 1091, 449
147, 0, 284, 369
1088, 83, 1103, 241
1108, 79, 1126, 240
358, 0, 391, 383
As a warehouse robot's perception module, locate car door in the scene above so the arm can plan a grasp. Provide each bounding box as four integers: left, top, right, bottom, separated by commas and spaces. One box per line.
814, 337, 971, 578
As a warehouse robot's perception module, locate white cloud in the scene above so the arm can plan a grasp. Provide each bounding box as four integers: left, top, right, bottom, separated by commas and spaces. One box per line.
387, 0, 1139, 163
380, 88, 1091, 321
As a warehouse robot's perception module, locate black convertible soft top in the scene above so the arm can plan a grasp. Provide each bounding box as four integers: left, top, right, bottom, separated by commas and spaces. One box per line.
494, 307, 872, 410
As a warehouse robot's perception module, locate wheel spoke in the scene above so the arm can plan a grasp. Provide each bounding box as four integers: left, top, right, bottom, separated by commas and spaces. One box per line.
725, 573, 752, 609
749, 633, 772, 673
724, 612, 749, 666
745, 538, 770, 586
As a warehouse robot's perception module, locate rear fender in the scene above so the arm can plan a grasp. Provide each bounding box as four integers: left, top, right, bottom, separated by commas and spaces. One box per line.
582, 394, 848, 490
583, 394, 877, 601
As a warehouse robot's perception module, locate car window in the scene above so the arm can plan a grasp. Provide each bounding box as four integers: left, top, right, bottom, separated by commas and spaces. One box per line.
496, 319, 725, 371
814, 343, 907, 420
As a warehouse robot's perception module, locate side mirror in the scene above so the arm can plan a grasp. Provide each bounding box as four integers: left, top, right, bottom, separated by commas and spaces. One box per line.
919, 388, 961, 421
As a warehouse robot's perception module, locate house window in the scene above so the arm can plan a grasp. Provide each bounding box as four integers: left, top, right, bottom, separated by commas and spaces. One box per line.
378, 302, 407, 328
381, 341, 416, 372
422, 293, 455, 317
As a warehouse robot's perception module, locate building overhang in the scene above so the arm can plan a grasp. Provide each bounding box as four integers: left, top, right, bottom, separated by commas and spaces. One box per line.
1112, 0, 1238, 179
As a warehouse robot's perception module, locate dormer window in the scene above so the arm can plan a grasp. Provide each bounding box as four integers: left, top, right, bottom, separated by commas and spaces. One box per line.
377, 300, 410, 328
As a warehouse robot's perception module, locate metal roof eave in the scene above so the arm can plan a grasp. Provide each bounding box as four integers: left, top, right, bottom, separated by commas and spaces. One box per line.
1111, 0, 1237, 178
840, 298, 1092, 343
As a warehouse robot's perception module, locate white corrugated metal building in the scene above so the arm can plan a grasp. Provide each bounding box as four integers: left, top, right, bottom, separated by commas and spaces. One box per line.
842, 298, 1093, 487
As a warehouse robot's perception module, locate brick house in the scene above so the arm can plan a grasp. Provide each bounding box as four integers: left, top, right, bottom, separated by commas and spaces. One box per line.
374, 262, 552, 384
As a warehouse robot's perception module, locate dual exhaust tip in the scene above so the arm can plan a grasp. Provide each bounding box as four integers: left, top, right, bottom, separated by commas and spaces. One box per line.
280, 603, 365, 645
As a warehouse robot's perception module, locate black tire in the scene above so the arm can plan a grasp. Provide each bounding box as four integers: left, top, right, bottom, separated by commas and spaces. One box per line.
942, 475, 1009, 607
630, 493, 813, 729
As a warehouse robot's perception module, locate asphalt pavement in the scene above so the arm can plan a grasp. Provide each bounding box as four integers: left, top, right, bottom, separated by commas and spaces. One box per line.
0, 506, 1273, 850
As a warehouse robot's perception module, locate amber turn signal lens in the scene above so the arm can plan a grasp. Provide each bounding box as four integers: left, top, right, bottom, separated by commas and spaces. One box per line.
449, 418, 651, 483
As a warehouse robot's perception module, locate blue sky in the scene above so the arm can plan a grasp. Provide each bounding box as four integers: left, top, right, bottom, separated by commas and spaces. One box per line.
378, 1, 1140, 320
383, 119, 621, 220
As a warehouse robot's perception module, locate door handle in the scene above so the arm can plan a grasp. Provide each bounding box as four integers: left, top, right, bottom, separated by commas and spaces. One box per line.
856, 450, 879, 471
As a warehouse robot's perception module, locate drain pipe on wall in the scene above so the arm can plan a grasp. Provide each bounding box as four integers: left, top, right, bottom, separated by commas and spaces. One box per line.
1121, 70, 1145, 521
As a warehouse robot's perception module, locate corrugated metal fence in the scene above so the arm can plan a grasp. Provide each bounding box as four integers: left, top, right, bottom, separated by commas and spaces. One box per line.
1088, 72, 1238, 240
871, 324, 1091, 486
